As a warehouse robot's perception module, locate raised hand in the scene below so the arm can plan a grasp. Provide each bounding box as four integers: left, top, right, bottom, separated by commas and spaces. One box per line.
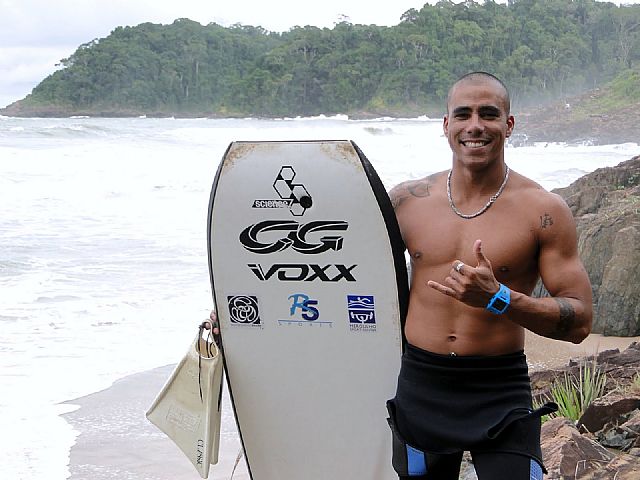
427, 239, 501, 308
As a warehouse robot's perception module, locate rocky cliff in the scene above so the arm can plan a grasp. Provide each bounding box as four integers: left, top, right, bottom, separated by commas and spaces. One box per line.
517, 83, 640, 146
553, 156, 640, 336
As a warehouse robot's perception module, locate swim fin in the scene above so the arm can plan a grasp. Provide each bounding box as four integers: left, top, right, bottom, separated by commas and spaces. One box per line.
146, 325, 223, 479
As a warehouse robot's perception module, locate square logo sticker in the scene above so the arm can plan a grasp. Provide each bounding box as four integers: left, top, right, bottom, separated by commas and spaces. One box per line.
347, 295, 376, 332
227, 295, 261, 326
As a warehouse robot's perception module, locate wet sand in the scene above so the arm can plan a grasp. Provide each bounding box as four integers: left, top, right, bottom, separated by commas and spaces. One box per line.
62, 334, 638, 479
62, 365, 249, 480
525, 332, 640, 371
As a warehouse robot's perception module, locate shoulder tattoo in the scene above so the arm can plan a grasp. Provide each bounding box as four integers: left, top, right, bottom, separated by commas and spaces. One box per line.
408, 181, 431, 198
540, 212, 554, 229
389, 189, 406, 210
551, 298, 576, 338
390, 179, 431, 210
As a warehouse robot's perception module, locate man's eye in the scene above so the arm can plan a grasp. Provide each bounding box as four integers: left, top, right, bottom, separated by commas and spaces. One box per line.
481, 110, 500, 119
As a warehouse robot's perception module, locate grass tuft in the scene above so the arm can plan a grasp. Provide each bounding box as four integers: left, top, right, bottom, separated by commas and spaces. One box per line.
538, 358, 607, 422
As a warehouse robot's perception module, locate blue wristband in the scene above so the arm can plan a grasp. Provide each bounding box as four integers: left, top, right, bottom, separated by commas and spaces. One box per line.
486, 283, 510, 314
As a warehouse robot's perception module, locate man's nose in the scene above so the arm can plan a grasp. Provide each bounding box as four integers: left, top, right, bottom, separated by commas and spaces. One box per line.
466, 114, 484, 133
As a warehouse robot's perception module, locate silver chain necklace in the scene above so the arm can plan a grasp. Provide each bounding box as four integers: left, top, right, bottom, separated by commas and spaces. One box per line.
447, 166, 510, 219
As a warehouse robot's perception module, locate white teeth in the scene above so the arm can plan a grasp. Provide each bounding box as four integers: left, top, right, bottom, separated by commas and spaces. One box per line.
463, 141, 486, 148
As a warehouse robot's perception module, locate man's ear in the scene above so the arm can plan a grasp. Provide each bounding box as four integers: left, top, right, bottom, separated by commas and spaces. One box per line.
506, 115, 515, 138
443, 115, 449, 135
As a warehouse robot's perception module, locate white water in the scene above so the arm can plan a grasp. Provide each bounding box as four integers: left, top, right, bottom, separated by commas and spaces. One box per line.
0, 115, 637, 479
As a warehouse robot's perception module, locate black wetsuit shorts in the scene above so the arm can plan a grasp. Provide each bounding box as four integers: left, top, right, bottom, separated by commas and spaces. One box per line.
387, 343, 556, 479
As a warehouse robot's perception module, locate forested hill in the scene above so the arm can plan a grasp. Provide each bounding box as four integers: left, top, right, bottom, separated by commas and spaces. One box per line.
4, 0, 640, 118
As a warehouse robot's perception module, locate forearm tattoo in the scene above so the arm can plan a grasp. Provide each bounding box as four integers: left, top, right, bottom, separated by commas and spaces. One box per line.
551, 298, 577, 338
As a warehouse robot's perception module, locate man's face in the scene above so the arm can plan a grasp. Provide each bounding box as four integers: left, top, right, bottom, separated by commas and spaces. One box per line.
443, 80, 514, 170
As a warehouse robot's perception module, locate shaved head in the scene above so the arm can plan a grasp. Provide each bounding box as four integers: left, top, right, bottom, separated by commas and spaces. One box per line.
447, 72, 511, 115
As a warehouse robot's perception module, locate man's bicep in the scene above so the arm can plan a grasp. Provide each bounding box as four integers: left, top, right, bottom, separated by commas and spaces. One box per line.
536, 198, 593, 341
539, 252, 591, 302
537, 197, 592, 303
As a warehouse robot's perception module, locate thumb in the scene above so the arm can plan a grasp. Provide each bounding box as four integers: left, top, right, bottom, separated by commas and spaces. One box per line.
474, 239, 491, 268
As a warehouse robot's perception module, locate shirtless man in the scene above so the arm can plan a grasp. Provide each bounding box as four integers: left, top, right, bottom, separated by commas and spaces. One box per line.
385, 72, 592, 479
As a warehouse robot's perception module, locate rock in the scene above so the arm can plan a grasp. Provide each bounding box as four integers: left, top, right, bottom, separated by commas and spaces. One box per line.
541, 417, 614, 479
518, 87, 640, 145
578, 392, 640, 434
533, 344, 640, 478
594, 409, 640, 451
596, 343, 640, 368
599, 429, 634, 450
595, 226, 640, 336
597, 454, 640, 479
514, 344, 640, 478
552, 156, 640, 336
532, 346, 633, 400
554, 158, 640, 216
532, 344, 640, 412
541, 417, 640, 479
620, 410, 640, 449
621, 410, 640, 437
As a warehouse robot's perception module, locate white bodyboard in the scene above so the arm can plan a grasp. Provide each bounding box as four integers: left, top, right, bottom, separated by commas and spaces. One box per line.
208, 141, 408, 479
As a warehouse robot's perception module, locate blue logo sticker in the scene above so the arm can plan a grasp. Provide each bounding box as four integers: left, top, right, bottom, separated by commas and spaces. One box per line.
279, 294, 332, 327
289, 293, 319, 320
227, 295, 261, 326
348, 295, 376, 332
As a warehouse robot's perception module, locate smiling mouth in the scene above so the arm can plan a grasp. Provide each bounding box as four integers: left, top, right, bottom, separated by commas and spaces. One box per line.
461, 140, 490, 148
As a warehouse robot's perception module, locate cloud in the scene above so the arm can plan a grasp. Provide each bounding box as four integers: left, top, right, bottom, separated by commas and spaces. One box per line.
0, 45, 78, 107
0, 0, 154, 47
0, 0, 421, 108
0, 0, 413, 47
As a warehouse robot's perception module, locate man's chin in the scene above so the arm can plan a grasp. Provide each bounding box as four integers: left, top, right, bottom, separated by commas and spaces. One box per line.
455, 155, 500, 170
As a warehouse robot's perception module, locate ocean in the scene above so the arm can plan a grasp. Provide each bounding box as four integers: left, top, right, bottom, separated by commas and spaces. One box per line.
0, 114, 638, 479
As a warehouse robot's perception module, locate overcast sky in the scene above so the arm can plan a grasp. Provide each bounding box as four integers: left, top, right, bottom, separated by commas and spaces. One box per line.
0, 0, 431, 108
1, 0, 637, 108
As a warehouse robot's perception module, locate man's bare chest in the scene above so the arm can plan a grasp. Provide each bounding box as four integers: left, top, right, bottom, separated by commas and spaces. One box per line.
401, 204, 539, 279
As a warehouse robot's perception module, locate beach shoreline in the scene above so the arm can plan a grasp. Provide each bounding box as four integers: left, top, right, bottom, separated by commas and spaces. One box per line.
525, 332, 640, 371
61, 333, 638, 479
62, 365, 250, 480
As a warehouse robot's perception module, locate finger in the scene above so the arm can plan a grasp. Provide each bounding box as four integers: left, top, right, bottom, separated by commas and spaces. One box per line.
205, 310, 220, 334
474, 239, 490, 268
448, 270, 466, 288
452, 260, 465, 275
427, 280, 457, 297
444, 275, 468, 297
203, 320, 221, 336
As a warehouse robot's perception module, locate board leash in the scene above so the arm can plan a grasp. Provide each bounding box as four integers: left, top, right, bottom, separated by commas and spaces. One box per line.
196, 322, 215, 402
229, 447, 244, 479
